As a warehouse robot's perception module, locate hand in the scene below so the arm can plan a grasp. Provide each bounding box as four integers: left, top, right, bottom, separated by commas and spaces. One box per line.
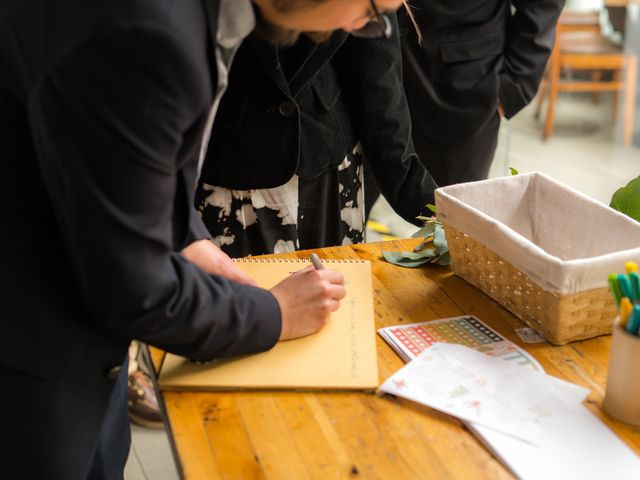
181, 239, 256, 286
270, 266, 346, 341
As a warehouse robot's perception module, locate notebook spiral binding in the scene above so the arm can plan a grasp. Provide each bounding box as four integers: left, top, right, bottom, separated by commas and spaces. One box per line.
233, 258, 366, 263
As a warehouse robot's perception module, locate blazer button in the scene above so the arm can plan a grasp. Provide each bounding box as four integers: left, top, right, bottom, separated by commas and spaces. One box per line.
106, 365, 123, 380
278, 101, 296, 117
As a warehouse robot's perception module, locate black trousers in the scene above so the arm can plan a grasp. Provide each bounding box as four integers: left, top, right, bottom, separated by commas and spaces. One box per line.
87, 359, 131, 480
413, 112, 501, 187
0, 358, 130, 480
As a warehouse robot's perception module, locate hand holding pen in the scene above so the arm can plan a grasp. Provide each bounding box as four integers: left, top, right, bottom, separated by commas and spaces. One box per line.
270, 253, 344, 341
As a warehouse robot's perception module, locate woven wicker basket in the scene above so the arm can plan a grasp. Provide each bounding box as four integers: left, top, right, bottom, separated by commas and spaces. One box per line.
444, 224, 617, 345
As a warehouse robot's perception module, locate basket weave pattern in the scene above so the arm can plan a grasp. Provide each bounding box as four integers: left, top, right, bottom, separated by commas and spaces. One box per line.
444, 225, 616, 345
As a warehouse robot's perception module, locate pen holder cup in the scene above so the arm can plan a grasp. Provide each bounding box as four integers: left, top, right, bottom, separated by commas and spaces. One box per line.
603, 318, 640, 427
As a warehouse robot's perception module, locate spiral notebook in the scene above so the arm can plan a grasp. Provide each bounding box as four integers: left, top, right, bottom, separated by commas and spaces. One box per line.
158, 258, 378, 391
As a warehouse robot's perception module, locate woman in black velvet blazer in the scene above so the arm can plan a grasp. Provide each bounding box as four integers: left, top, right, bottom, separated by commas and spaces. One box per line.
198, 16, 438, 257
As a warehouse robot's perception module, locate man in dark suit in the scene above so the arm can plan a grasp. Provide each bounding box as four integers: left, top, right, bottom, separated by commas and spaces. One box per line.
0, 0, 405, 477
398, 0, 564, 186
197, 16, 438, 257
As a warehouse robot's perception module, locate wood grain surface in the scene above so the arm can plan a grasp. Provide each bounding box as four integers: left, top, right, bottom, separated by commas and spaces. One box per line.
152, 239, 640, 479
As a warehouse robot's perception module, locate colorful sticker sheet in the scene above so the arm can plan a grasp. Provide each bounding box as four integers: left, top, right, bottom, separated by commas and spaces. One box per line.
378, 315, 541, 371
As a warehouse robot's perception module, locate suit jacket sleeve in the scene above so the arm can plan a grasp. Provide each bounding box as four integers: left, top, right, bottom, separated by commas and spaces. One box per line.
499, 0, 565, 117
27, 22, 281, 360
335, 18, 438, 226
187, 204, 213, 244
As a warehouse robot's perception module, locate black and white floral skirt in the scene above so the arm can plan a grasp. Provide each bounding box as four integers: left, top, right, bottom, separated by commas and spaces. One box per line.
195, 146, 365, 258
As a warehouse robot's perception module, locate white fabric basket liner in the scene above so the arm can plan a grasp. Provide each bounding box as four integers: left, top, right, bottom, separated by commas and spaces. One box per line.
435, 172, 640, 294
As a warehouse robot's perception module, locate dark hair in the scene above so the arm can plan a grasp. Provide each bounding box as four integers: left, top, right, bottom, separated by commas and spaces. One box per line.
271, 0, 329, 13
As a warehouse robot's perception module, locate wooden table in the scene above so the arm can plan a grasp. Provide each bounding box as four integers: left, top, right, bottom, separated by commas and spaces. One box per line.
153, 239, 640, 479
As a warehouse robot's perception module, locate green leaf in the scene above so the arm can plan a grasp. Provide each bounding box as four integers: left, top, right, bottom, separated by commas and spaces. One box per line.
508, 167, 519, 176
610, 176, 640, 222
435, 252, 451, 266
433, 224, 448, 253
383, 212, 451, 269
426, 204, 437, 213
411, 223, 436, 239
382, 251, 433, 268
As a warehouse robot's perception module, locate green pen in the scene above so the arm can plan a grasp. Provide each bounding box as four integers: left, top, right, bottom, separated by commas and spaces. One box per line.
618, 274, 633, 300
608, 273, 622, 307
626, 304, 640, 336
629, 272, 640, 303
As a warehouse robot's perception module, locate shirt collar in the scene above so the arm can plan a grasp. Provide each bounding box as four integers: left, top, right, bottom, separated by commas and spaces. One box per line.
217, 0, 255, 49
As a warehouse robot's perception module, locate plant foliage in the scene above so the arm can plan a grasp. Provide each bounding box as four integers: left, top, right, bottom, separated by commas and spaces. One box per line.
610, 176, 640, 222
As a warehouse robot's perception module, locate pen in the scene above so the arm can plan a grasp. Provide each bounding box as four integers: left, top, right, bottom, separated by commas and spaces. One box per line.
310, 253, 325, 270
625, 261, 639, 274
629, 272, 640, 303
620, 297, 633, 329
617, 274, 633, 300
626, 304, 640, 336
608, 273, 622, 307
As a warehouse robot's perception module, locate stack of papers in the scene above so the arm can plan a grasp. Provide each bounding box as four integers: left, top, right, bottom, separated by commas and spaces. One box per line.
380, 343, 587, 445
379, 343, 640, 479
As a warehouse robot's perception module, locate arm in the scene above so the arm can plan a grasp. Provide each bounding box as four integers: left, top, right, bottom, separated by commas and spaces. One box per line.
499, 0, 565, 117
335, 17, 438, 226
28, 23, 281, 360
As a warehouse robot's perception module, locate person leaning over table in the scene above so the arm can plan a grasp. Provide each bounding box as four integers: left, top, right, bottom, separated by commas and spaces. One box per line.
196, 12, 438, 257
397, 0, 564, 187
0, 0, 409, 478
130, 4, 442, 429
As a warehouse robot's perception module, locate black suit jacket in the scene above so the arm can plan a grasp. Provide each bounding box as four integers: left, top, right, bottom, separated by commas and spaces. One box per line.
201, 17, 438, 225
0, 0, 279, 476
399, 0, 564, 142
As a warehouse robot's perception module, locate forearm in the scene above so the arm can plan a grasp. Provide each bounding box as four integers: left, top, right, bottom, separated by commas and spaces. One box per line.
28, 22, 281, 360
336, 20, 437, 224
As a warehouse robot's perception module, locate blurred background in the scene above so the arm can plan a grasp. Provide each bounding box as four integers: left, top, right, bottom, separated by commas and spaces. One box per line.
368, 0, 640, 241
126, 1, 640, 478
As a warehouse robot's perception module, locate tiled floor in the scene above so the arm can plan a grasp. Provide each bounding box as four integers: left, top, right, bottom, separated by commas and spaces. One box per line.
369, 92, 640, 240
124, 424, 179, 480
125, 91, 639, 480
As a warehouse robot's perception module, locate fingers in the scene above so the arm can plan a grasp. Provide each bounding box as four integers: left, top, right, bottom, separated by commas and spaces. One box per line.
322, 298, 341, 313
219, 262, 257, 286
318, 269, 344, 286
291, 265, 315, 275
271, 266, 347, 341
181, 239, 257, 286
323, 282, 346, 301
209, 245, 256, 286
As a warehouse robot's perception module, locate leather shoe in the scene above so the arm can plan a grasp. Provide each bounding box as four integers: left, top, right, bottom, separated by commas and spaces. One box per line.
127, 370, 164, 429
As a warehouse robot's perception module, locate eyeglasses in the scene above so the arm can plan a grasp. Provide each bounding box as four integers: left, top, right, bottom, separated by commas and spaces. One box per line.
350, 0, 392, 39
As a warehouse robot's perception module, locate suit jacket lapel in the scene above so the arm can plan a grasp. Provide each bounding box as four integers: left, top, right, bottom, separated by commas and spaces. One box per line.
249, 31, 350, 100
288, 32, 349, 97
248, 34, 292, 98
200, 0, 220, 54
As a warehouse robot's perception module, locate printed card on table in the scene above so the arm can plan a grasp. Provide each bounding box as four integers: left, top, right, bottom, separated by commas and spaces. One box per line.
379, 343, 589, 446
378, 315, 541, 370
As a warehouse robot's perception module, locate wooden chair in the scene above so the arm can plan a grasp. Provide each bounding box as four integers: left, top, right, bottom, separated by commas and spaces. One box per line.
534, 11, 601, 118
535, 11, 638, 146
555, 9, 601, 33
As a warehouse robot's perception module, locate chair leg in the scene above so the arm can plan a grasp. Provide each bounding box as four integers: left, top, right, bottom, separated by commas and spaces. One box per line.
623, 54, 638, 146
612, 70, 621, 121
591, 70, 602, 103
534, 64, 550, 120
544, 49, 561, 141
534, 81, 547, 120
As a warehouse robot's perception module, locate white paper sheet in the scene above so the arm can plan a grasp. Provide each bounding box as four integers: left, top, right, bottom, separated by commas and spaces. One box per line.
470, 407, 640, 480
379, 343, 589, 445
